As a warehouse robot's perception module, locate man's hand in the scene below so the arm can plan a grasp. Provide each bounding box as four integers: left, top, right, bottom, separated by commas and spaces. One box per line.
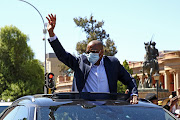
130, 95, 138, 104
46, 14, 56, 37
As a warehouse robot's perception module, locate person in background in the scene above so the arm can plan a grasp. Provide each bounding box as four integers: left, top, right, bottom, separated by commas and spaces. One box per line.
163, 88, 180, 118
168, 88, 180, 118
46, 14, 138, 104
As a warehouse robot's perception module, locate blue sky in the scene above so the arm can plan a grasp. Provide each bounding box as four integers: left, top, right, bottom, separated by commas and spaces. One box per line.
1, 0, 180, 63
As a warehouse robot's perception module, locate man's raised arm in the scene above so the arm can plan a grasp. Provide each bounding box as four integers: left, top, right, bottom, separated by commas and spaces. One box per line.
46, 14, 79, 71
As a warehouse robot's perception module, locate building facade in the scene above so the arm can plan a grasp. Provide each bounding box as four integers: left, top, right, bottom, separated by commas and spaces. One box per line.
129, 50, 180, 95
46, 53, 62, 80
46, 53, 73, 92
55, 75, 73, 92
46, 51, 180, 95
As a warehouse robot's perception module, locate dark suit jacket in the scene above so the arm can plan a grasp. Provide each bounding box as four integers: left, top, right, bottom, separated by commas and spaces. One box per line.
49, 38, 138, 95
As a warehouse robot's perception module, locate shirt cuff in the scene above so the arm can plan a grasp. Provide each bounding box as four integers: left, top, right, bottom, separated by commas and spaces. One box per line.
131, 94, 138, 96
49, 35, 57, 42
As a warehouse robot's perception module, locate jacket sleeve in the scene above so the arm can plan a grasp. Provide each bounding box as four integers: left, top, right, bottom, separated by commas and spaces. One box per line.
117, 61, 138, 95
49, 38, 79, 71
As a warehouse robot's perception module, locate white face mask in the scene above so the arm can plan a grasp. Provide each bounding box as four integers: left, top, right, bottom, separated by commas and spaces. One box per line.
86, 52, 100, 65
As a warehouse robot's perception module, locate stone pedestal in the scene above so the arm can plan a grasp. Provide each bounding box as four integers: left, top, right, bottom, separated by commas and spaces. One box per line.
138, 88, 170, 99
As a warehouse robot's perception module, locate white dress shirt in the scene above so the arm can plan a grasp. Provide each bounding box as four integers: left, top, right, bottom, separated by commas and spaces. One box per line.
82, 58, 110, 92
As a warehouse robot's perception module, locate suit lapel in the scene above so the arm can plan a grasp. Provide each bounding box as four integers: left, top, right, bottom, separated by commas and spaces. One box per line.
78, 58, 91, 92
103, 56, 113, 92
84, 64, 91, 80
84, 60, 91, 81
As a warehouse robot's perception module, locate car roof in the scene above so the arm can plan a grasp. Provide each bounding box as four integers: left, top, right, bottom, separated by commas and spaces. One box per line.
33, 98, 161, 108
12, 92, 161, 108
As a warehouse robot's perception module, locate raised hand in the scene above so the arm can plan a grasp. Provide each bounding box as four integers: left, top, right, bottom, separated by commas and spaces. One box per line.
130, 95, 138, 104
46, 14, 56, 37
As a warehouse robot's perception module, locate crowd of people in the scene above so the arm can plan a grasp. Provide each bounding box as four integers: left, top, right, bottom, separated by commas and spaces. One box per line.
167, 88, 180, 118
145, 88, 180, 118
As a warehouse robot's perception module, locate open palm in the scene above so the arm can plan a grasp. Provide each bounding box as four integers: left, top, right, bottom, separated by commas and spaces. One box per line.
46, 14, 56, 31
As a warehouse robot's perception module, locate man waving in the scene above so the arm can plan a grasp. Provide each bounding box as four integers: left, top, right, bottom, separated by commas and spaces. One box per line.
46, 14, 138, 104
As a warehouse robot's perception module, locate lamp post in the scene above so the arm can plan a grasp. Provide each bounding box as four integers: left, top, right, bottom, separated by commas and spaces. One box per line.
154, 73, 160, 100
19, 0, 48, 94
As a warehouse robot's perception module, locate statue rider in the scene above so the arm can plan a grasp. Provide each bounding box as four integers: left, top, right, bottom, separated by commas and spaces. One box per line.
150, 41, 159, 73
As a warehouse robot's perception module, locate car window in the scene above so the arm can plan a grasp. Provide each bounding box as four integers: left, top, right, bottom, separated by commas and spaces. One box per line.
0, 102, 12, 114
37, 105, 176, 120
2, 106, 28, 120
0, 106, 8, 113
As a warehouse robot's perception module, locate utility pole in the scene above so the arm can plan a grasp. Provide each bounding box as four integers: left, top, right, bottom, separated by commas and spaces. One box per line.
19, 0, 48, 94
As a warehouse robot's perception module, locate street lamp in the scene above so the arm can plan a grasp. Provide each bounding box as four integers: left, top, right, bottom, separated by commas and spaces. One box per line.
154, 73, 160, 100
19, 0, 48, 93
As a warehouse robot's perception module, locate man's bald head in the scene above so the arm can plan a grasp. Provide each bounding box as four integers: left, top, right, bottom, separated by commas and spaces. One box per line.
87, 40, 103, 52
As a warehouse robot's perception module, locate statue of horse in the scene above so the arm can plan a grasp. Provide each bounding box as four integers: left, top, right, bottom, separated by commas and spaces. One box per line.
141, 42, 159, 88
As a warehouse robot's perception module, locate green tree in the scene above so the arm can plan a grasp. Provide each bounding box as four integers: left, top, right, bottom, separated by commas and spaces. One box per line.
58, 62, 72, 76
57, 53, 76, 76
0, 25, 44, 101
73, 15, 117, 56
134, 74, 139, 88
117, 60, 133, 93
122, 60, 133, 74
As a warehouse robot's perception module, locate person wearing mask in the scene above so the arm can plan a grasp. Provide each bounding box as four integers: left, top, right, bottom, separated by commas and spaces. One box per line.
46, 14, 138, 104
163, 88, 180, 118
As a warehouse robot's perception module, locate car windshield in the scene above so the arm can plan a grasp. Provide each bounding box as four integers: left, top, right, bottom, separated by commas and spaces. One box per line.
37, 104, 175, 120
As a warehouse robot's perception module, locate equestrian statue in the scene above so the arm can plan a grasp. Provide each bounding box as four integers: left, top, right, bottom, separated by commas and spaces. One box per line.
141, 40, 159, 88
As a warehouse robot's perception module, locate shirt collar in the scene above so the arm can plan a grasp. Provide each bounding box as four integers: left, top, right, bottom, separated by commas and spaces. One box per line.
92, 57, 104, 67
100, 57, 104, 65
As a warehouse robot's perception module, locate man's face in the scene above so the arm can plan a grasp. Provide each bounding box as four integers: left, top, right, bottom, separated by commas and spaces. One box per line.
86, 42, 103, 58
86, 41, 104, 65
